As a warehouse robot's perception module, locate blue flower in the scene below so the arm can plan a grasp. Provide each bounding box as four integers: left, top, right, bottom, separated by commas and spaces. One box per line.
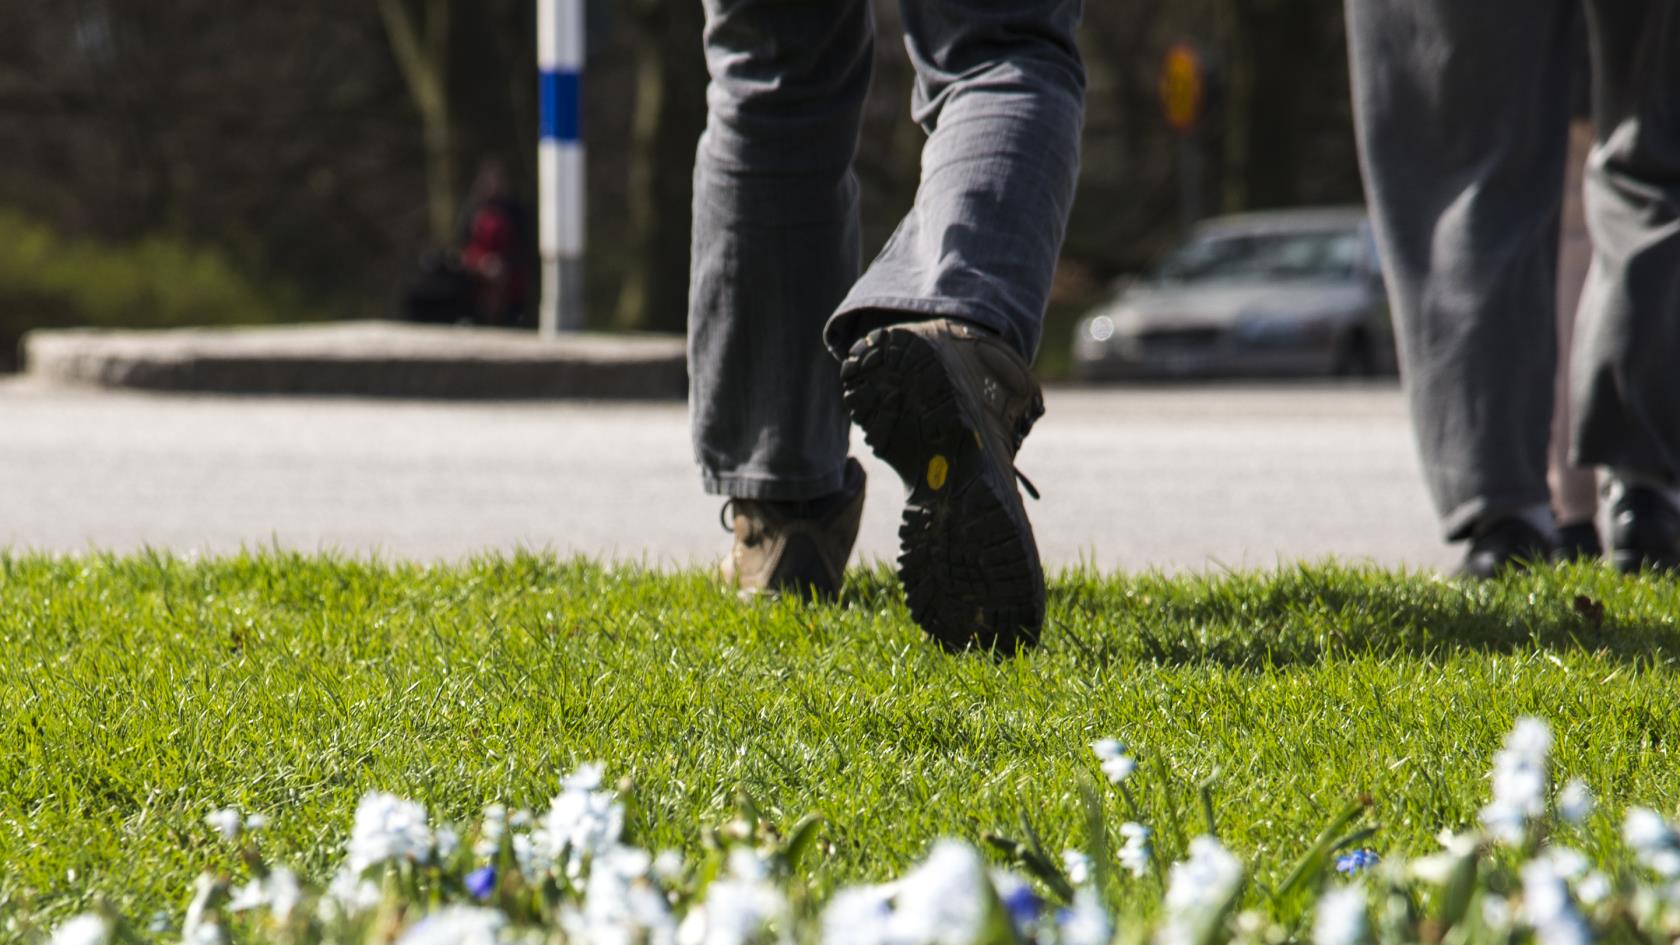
465, 865, 497, 900
1001, 883, 1044, 929
1335, 849, 1380, 875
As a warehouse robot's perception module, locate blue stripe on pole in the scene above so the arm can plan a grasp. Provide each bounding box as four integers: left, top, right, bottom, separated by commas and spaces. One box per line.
539, 70, 582, 143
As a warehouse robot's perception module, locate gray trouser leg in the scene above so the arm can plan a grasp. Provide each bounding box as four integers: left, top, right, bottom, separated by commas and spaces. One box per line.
1573, 4, 1680, 479
1347, 0, 1578, 540
824, 0, 1087, 361
689, 0, 872, 501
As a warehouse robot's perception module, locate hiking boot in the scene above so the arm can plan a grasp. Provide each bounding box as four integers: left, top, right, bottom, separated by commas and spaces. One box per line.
839, 319, 1046, 653
721, 458, 867, 600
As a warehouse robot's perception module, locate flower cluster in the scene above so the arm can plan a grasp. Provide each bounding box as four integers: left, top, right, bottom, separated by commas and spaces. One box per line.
38, 719, 1680, 945
1091, 739, 1137, 785
1479, 717, 1552, 843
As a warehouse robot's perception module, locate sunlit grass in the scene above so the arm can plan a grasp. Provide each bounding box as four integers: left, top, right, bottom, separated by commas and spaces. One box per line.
3, 553, 1677, 930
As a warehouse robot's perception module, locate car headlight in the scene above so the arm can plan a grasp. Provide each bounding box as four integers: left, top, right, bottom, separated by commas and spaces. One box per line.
1087, 315, 1116, 342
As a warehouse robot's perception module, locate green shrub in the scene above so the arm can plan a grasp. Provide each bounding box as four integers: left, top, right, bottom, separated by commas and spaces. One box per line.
0, 209, 325, 367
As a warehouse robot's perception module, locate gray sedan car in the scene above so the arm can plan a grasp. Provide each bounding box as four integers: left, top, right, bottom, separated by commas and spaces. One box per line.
1072, 208, 1395, 379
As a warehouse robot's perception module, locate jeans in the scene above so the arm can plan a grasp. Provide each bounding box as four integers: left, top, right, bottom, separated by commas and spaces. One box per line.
689, 0, 1085, 501
1347, 0, 1680, 540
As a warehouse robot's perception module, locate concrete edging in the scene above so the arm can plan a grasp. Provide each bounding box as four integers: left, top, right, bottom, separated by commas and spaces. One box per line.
21, 321, 688, 400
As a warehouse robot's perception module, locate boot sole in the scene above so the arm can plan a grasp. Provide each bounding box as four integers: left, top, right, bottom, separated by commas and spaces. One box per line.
840, 327, 1044, 652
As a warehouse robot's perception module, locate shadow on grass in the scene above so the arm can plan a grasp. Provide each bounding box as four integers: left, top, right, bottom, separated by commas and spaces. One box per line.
838, 559, 1680, 668
1046, 559, 1680, 669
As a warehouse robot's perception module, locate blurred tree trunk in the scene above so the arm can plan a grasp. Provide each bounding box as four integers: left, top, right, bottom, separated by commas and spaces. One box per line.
378, 0, 455, 244
614, 0, 706, 332
1233, 0, 1310, 209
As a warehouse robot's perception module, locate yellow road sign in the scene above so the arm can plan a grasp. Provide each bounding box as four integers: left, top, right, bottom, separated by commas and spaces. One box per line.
1160, 43, 1205, 135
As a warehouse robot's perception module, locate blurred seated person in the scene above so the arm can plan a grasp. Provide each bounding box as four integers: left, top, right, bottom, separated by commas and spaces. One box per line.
458, 159, 533, 327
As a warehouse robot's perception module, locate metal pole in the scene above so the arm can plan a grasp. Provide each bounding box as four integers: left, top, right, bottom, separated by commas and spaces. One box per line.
1178, 135, 1203, 233
538, 0, 586, 335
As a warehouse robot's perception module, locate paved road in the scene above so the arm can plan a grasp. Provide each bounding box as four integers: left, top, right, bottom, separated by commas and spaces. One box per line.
0, 378, 1456, 573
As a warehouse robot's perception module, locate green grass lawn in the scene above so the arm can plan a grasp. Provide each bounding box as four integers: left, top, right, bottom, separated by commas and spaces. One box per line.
4, 554, 1680, 932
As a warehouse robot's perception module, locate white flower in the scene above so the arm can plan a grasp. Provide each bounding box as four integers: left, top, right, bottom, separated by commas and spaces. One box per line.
1558, 780, 1595, 826
654, 849, 686, 883
1118, 823, 1152, 878
728, 847, 771, 883
1521, 857, 1590, 945
321, 866, 383, 918
1625, 807, 1680, 878
436, 825, 461, 860
533, 764, 626, 878
1092, 739, 1137, 784
397, 906, 505, 945
348, 792, 434, 873
1480, 717, 1552, 844
182, 874, 224, 945
566, 762, 608, 791
1313, 885, 1367, 945
206, 808, 243, 841
1482, 895, 1512, 932
562, 844, 678, 945
1158, 836, 1244, 945
1164, 836, 1243, 913
183, 924, 224, 945
821, 841, 993, 945
683, 872, 790, 945
1059, 887, 1112, 945
228, 866, 302, 921
475, 804, 509, 858
888, 840, 991, 945
1542, 847, 1590, 881
206, 808, 266, 841
820, 885, 894, 945
1410, 832, 1480, 885
1062, 849, 1092, 886
512, 832, 539, 879
1577, 872, 1611, 906
48, 915, 109, 945
1508, 717, 1553, 756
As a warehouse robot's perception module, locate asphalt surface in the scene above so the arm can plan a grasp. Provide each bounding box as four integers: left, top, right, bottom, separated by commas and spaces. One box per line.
0, 377, 1457, 574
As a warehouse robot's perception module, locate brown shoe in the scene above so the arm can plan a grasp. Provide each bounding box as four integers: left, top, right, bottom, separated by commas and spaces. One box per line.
839, 319, 1046, 652
720, 458, 867, 600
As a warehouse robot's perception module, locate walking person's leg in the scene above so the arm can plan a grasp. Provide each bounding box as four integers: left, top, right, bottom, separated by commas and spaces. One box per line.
690, 0, 874, 598
1571, 3, 1680, 572
1551, 118, 1602, 558
828, 0, 1085, 651
1346, 0, 1577, 576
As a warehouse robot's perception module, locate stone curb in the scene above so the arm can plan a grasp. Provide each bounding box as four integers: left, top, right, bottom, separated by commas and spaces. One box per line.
21, 321, 688, 400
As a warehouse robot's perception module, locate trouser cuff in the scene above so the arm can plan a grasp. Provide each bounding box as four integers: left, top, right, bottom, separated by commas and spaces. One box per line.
823, 297, 1029, 362
701, 463, 852, 502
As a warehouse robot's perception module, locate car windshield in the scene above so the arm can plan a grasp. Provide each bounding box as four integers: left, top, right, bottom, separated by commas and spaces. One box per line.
1155, 228, 1364, 284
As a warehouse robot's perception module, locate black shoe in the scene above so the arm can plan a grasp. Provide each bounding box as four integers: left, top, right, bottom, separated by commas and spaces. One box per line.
840, 319, 1046, 653
1609, 485, 1680, 574
1557, 520, 1604, 562
1457, 516, 1558, 580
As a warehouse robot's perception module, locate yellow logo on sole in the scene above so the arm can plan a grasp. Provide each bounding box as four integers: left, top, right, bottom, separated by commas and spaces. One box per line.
926, 455, 949, 490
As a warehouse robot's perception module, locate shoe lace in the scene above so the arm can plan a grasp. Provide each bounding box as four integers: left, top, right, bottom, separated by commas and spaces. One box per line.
1010, 394, 1047, 501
